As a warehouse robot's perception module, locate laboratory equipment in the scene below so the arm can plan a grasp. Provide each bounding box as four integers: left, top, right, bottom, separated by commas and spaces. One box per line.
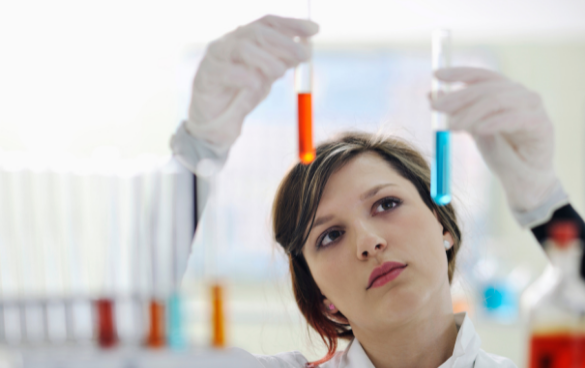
524, 221, 585, 368
0, 155, 251, 368
211, 283, 225, 348
165, 167, 187, 349
0, 345, 262, 368
295, 0, 315, 165
144, 169, 169, 349
431, 29, 452, 206
96, 171, 122, 349
203, 174, 227, 349
146, 299, 165, 348
96, 298, 117, 348
0, 156, 196, 351
167, 292, 184, 349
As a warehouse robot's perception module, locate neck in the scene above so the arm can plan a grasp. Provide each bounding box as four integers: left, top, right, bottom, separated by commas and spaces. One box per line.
352, 297, 458, 368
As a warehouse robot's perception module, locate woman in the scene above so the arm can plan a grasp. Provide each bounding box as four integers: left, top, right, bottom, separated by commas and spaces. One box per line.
170, 15, 583, 368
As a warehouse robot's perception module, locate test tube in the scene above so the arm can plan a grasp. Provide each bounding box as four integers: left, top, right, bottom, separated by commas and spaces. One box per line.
69, 167, 96, 344
165, 167, 185, 349
96, 298, 117, 348
95, 170, 119, 348
203, 173, 227, 348
431, 29, 452, 206
295, 0, 315, 165
146, 299, 165, 348
115, 171, 144, 345
167, 292, 183, 348
211, 283, 225, 348
145, 170, 167, 348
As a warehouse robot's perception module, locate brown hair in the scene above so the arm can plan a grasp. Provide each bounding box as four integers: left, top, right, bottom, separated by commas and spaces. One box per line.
272, 132, 461, 367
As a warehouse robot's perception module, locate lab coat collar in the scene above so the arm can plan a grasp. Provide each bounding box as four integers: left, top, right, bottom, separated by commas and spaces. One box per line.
334, 312, 481, 368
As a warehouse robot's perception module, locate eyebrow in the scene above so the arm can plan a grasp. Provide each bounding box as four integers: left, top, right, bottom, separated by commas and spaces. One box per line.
310, 183, 397, 229
312, 214, 334, 229
360, 183, 397, 201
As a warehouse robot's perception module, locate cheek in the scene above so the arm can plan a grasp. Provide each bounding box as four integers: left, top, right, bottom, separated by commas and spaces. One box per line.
307, 246, 359, 301
392, 210, 447, 276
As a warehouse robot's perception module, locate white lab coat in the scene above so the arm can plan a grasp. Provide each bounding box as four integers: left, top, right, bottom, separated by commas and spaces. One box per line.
239, 312, 517, 368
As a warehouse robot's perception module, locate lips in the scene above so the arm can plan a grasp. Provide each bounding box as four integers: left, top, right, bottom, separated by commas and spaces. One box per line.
367, 261, 407, 289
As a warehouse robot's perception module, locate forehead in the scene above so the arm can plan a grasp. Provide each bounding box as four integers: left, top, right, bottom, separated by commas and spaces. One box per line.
319, 152, 410, 203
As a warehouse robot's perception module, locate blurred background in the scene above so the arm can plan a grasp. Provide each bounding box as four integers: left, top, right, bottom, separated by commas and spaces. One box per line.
1, 0, 585, 366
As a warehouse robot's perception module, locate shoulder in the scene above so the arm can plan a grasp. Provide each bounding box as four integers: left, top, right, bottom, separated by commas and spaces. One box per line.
252, 350, 309, 368
474, 349, 518, 368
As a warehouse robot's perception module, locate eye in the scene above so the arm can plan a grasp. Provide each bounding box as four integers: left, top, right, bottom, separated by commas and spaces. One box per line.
373, 197, 402, 214
317, 229, 345, 249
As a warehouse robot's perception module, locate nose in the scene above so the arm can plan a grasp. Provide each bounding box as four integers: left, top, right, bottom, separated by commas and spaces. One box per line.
355, 221, 387, 260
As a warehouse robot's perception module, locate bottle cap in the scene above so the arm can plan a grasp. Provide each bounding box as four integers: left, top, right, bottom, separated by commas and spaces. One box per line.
549, 221, 578, 248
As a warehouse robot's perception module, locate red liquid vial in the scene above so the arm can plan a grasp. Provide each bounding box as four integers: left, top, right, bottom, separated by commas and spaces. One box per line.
211, 284, 225, 348
96, 298, 117, 348
529, 333, 585, 368
146, 299, 166, 348
297, 93, 315, 165
524, 222, 585, 368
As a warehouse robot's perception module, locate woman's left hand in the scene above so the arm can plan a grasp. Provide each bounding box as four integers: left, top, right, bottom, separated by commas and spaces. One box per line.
430, 67, 564, 218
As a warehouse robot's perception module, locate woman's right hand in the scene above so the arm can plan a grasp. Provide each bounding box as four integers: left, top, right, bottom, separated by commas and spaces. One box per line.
187, 15, 319, 154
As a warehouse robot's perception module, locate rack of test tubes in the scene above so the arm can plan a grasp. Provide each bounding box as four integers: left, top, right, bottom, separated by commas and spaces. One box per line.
0, 154, 247, 367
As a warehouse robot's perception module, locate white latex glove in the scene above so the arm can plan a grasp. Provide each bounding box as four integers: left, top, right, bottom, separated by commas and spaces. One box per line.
187, 15, 319, 154
431, 67, 567, 227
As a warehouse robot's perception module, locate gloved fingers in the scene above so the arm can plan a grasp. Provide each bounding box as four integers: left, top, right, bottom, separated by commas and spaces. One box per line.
257, 14, 319, 38
208, 22, 307, 64
194, 57, 264, 91
474, 109, 547, 136
234, 22, 311, 67
431, 80, 516, 115
474, 134, 522, 172
231, 39, 288, 80
435, 67, 508, 85
232, 83, 272, 117
448, 87, 535, 133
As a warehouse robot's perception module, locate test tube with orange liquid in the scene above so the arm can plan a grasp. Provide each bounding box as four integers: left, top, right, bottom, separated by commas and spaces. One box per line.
295, 1, 315, 165
146, 299, 165, 348
211, 283, 226, 348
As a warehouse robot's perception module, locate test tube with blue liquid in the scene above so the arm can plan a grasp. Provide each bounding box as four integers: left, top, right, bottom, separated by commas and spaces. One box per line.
431, 29, 452, 206
164, 165, 185, 349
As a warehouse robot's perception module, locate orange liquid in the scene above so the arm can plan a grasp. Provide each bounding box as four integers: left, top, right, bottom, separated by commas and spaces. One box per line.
146, 300, 166, 348
211, 284, 225, 348
529, 334, 585, 368
96, 299, 117, 348
297, 93, 315, 165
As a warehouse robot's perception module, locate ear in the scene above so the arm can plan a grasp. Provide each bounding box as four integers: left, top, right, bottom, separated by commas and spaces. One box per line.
323, 298, 338, 314
443, 231, 455, 250
433, 209, 454, 250
322, 298, 350, 324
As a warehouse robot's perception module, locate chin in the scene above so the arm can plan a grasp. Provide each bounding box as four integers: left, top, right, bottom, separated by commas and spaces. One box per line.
380, 285, 430, 325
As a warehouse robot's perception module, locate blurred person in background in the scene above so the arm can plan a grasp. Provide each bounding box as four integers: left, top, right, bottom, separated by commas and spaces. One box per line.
170, 15, 582, 368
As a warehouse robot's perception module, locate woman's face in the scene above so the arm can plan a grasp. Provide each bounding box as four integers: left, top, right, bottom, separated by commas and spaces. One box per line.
302, 152, 454, 333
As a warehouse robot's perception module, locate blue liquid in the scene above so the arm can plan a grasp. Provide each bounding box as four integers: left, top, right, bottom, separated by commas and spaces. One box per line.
431, 131, 451, 206
167, 293, 185, 349
482, 282, 518, 323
